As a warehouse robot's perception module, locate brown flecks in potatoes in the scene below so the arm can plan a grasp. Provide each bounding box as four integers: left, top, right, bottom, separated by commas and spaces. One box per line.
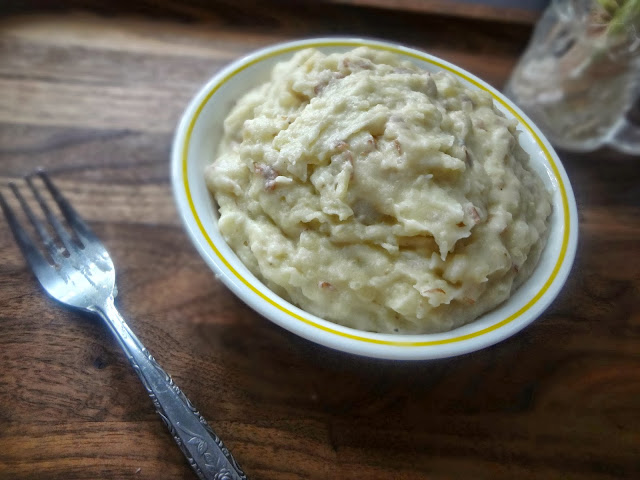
254, 162, 279, 191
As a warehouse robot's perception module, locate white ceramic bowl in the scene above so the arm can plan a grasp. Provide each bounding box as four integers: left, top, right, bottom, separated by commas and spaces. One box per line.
171, 37, 578, 360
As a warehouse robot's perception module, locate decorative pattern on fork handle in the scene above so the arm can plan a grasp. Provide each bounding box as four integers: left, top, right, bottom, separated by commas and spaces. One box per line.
95, 297, 247, 480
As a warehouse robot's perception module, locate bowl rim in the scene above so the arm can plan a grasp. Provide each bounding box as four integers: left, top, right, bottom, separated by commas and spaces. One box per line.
171, 37, 578, 360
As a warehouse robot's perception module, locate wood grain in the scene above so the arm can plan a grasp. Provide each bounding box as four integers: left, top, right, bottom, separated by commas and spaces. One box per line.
318, 0, 543, 24
1, 2, 639, 480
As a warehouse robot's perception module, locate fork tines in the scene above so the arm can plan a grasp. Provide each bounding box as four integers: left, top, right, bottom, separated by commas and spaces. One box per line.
0, 171, 92, 266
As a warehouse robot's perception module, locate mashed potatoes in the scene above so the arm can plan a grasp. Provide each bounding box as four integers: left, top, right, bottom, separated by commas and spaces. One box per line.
205, 47, 552, 334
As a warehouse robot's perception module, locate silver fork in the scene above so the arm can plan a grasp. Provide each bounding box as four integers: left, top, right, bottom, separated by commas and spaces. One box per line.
0, 171, 246, 480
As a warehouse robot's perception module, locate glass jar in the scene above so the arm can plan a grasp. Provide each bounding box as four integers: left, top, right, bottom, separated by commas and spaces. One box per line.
504, 0, 640, 154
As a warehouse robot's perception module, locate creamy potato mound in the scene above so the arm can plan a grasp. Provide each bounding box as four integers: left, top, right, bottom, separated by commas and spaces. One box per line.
205, 47, 552, 333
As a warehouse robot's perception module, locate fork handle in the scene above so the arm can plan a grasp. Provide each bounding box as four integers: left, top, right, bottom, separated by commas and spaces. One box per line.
94, 296, 247, 480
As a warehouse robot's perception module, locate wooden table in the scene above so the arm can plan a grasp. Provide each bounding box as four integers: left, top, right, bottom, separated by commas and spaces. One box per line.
1, 2, 639, 479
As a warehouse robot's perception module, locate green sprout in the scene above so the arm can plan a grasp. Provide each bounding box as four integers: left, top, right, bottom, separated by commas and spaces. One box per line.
595, 0, 640, 36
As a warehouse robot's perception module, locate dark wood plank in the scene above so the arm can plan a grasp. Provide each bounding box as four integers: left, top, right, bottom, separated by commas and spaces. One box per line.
318, 0, 543, 24
0, 2, 639, 480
